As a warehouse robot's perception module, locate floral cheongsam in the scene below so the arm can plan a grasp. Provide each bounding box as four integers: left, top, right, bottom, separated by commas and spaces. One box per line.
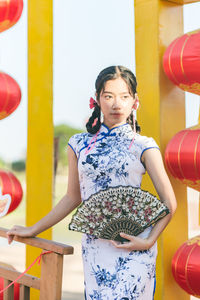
68, 123, 160, 300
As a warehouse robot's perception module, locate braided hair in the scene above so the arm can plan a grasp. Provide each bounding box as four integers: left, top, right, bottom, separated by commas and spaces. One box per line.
127, 111, 141, 134
86, 104, 101, 134
86, 65, 141, 134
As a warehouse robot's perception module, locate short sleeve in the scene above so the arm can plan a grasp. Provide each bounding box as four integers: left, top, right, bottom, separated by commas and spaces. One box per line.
68, 135, 78, 157
140, 136, 160, 162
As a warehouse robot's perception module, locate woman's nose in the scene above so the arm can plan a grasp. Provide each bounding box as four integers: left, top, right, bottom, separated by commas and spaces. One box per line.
112, 97, 121, 109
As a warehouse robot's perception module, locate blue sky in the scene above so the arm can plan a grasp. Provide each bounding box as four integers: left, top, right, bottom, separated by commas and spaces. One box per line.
0, 0, 199, 161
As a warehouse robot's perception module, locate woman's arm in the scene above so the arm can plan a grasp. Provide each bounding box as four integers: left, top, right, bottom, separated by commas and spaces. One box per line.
141, 148, 177, 247
7, 146, 81, 244
111, 148, 177, 251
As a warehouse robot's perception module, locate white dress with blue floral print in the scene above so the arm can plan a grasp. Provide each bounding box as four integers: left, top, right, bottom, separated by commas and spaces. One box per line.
68, 123, 159, 300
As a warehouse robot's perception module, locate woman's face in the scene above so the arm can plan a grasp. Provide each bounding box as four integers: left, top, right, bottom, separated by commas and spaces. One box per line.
97, 77, 136, 129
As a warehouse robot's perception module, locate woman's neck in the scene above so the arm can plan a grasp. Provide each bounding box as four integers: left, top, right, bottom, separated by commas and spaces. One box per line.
102, 121, 127, 129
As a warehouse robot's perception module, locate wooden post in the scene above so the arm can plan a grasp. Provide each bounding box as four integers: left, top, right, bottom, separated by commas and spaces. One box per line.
27, 1, 53, 299
3, 279, 14, 300
135, 0, 189, 299
40, 252, 63, 300
20, 285, 30, 300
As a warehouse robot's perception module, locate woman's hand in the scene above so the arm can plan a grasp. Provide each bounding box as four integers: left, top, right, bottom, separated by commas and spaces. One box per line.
110, 232, 152, 251
7, 225, 35, 244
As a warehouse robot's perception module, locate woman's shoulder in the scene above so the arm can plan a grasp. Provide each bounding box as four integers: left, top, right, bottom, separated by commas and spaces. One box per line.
134, 133, 159, 150
132, 133, 160, 164
67, 132, 93, 156
68, 132, 87, 141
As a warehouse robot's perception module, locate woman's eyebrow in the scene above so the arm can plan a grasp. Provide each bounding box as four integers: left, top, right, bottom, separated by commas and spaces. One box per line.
103, 91, 129, 95
102, 91, 113, 94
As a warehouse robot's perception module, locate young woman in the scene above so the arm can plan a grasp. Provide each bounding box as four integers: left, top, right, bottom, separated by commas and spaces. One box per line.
7, 66, 177, 299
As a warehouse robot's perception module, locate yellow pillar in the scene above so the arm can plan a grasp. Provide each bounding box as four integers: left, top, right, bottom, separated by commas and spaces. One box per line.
27, 1, 53, 298
135, 1, 188, 299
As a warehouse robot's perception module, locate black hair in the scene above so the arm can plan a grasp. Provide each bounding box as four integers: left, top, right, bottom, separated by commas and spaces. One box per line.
86, 65, 141, 134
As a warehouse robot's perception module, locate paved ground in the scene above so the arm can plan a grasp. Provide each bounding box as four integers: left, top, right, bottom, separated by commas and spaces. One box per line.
62, 243, 84, 299
62, 292, 83, 300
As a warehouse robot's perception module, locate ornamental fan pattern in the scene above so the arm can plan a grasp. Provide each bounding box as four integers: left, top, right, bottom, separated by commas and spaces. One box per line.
69, 186, 169, 242
68, 123, 159, 299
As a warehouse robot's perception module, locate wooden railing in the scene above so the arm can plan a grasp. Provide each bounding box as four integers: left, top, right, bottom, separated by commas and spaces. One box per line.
0, 227, 74, 300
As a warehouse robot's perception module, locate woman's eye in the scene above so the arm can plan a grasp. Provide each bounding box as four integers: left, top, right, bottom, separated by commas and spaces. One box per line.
122, 95, 129, 99
105, 95, 112, 99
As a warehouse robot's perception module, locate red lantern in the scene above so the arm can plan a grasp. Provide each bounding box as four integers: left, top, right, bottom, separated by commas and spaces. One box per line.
0, 262, 19, 300
163, 29, 200, 95
165, 128, 200, 191
172, 236, 200, 297
0, 0, 23, 33
0, 169, 23, 217
0, 72, 21, 120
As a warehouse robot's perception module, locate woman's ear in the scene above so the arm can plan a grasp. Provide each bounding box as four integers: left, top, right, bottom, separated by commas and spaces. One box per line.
132, 93, 139, 110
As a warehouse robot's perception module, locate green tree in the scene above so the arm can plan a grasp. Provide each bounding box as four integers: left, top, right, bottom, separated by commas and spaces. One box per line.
0, 157, 6, 168
54, 124, 84, 166
11, 160, 26, 171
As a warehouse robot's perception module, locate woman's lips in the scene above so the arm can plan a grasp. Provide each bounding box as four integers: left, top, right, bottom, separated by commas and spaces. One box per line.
111, 113, 123, 117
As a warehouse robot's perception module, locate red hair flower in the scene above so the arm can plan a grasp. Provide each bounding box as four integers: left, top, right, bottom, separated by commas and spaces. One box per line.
89, 97, 97, 109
